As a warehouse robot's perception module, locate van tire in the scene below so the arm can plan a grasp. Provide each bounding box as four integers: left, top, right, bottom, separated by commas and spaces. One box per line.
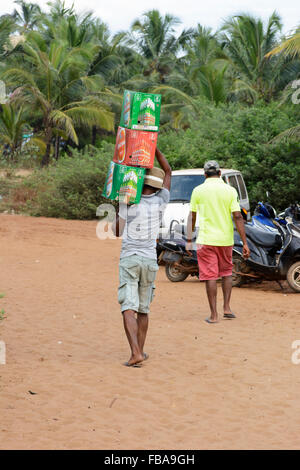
165, 263, 189, 282
287, 261, 300, 293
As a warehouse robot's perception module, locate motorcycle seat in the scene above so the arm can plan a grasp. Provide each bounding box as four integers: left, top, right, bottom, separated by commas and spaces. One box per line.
245, 225, 282, 248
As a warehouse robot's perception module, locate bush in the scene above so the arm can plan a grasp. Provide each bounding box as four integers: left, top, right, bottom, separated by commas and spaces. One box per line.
32, 144, 114, 219
1, 143, 114, 219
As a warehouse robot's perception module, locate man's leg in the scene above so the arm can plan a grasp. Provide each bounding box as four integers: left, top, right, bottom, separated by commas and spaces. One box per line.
136, 258, 157, 357
222, 275, 233, 315
137, 313, 148, 356
219, 246, 235, 318
123, 309, 144, 366
197, 246, 219, 323
205, 279, 219, 322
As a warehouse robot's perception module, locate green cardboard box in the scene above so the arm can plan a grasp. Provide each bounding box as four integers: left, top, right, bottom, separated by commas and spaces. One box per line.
102, 161, 145, 204
120, 90, 161, 131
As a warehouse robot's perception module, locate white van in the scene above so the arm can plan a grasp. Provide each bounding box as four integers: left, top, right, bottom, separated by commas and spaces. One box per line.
160, 168, 250, 237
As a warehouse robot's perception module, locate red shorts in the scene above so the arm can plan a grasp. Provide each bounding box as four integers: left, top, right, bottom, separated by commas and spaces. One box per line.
197, 245, 233, 281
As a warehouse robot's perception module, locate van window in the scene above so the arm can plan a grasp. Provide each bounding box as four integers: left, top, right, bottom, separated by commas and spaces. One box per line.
228, 175, 241, 199
170, 175, 205, 202
237, 174, 247, 200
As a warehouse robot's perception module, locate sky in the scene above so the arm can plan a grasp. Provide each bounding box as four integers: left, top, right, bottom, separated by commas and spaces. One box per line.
1, 0, 299, 36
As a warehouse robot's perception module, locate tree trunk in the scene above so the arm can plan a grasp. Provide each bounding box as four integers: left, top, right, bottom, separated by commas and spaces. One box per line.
54, 135, 60, 160
92, 125, 97, 146
42, 127, 52, 167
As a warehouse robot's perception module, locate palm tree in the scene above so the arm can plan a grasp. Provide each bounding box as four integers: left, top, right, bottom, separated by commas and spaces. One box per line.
129, 9, 193, 83
0, 15, 16, 60
179, 25, 229, 102
184, 25, 223, 69
220, 12, 298, 102
150, 26, 228, 128
0, 102, 30, 160
87, 23, 133, 86
41, 1, 95, 48
35, 5, 130, 144
1, 32, 114, 165
12, 0, 42, 32
266, 26, 300, 141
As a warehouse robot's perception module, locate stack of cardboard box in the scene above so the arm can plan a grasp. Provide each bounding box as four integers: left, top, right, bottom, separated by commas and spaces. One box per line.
102, 90, 161, 204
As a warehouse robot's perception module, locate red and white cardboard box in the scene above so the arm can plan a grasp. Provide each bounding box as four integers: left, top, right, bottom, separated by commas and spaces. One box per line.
113, 127, 158, 169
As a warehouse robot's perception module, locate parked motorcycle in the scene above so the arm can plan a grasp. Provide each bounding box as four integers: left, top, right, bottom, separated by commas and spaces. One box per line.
157, 224, 198, 282
233, 219, 300, 292
278, 202, 300, 226
252, 201, 300, 230
251, 202, 280, 230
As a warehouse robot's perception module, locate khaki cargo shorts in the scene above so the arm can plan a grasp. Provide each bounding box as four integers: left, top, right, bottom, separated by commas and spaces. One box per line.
118, 255, 159, 314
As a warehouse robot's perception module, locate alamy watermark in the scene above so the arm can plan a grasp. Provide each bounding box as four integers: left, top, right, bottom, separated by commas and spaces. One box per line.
291, 340, 300, 365
95, 202, 189, 241
0, 341, 6, 365
96, 203, 118, 240
291, 80, 300, 105
0, 80, 6, 104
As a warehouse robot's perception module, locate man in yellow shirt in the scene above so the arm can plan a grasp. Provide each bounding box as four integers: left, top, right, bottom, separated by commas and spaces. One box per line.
186, 161, 250, 323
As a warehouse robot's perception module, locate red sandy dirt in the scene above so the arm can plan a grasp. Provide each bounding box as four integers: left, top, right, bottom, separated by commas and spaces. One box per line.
0, 214, 300, 450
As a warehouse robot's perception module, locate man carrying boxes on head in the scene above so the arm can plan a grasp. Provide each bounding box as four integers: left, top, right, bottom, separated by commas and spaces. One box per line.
113, 148, 171, 367
104, 89, 171, 367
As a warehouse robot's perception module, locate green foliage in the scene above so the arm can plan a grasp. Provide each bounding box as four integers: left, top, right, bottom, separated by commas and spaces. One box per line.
158, 100, 300, 210
0, 103, 31, 159
21, 143, 114, 219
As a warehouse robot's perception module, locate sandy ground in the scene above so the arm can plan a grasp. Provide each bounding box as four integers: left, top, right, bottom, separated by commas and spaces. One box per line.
0, 169, 32, 178
0, 214, 300, 450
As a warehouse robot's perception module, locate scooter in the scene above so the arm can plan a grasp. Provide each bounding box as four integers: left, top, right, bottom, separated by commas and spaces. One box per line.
252, 201, 300, 230
251, 202, 280, 231
278, 202, 300, 226
233, 219, 300, 292
157, 223, 198, 282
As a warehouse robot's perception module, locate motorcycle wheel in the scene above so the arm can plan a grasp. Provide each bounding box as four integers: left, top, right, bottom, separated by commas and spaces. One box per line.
287, 261, 300, 293
165, 263, 189, 282
232, 254, 245, 287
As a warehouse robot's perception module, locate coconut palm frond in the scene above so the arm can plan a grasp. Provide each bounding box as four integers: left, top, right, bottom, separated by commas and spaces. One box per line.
1, 67, 36, 87
49, 109, 78, 144
79, 75, 105, 92
270, 124, 300, 143
24, 136, 46, 153
266, 31, 300, 59
152, 85, 201, 113
64, 105, 114, 132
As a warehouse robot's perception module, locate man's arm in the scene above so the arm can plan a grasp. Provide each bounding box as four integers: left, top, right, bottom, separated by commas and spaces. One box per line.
187, 211, 196, 240
111, 203, 126, 237
186, 211, 197, 255
232, 211, 250, 259
155, 147, 171, 190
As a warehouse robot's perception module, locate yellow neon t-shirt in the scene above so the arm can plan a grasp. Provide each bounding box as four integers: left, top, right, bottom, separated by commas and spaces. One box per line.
190, 177, 240, 246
